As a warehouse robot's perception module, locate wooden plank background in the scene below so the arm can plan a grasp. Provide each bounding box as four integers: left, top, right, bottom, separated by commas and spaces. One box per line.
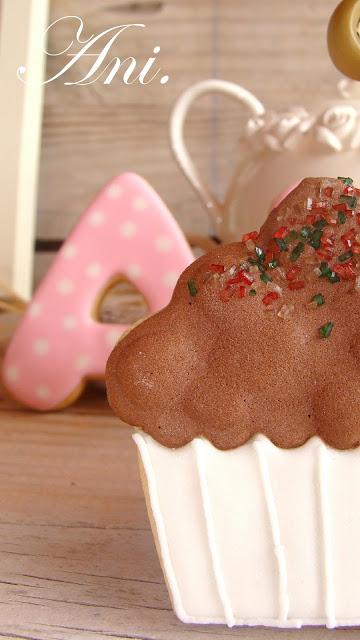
35, 0, 341, 287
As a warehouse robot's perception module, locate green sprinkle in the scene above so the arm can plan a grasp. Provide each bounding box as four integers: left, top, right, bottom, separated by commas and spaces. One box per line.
260, 272, 271, 283
313, 217, 328, 230
187, 279, 197, 297
311, 293, 325, 306
284, 230, 299, 243
268, 259, 278, 269
255, 246, 265, 262
249, 289, 257, 296
339, 194, 357, 210
319, 261, 331, 276
319, 321, 334, 339
338, 176, 353, 186
290, 241, 305, 262
328, 272, 340, 283
338, 211, 346, 224
309, 228, 323, 249
319, 262, 340, 283
300, 226, 312, 239
275, 238, 288, 251
338, 251, 353, 262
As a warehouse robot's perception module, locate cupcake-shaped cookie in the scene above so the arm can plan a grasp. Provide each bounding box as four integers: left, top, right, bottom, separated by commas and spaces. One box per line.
106, 177, 360, 628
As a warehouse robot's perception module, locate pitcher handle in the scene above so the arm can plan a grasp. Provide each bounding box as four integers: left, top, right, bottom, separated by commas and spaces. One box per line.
170, 79, 266, 232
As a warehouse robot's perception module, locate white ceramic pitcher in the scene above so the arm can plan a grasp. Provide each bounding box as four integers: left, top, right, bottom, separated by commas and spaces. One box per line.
170, 78, 360, 242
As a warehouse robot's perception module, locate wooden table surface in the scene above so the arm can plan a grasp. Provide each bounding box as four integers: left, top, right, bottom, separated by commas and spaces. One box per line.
0, 314, 359, 640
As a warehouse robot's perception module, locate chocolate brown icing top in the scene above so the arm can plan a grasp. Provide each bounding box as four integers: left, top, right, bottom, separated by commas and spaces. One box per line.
106, 177, 360, 450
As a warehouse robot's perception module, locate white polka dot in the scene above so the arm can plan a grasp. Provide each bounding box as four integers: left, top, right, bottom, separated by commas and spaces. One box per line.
155, 236, 173, 252
106, 329, 122, 347
74, 354, 90, 371
106, 184, 123, 199
62, 243, 77, 259
33, 338, 49, 356
119, 221, 137, 238
62, 315, 78, 330
89, 210, 105, 227
162, 271, 179, 288
36, 385, 50, 399
86, 262, 102, 278
5, 365, 18, 382
57, 278, 75, 295
132, 196, 147, 212
126, 264, 142, 278
28, 301, 42, 317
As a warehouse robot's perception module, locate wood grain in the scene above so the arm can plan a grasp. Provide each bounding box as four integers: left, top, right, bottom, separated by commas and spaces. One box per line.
1, 313, 360, 638
35, 0, 346, 289
35, 0, 216, 287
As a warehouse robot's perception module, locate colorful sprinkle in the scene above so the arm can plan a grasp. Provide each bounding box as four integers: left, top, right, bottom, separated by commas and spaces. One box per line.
319, 321, 334, 339
339, 194, 357, 210
209, 263, 225, 273
311, 293, 325, 306
262, 291, 280, 305
260, 272, 272, 283
338, 251, 353, 262
338, 176, 353, 186
290, 242, 305, 262
288, 280, 305, 290
286, 265, 301, 281
187, 279, 197, 297
274, 226, 288, 239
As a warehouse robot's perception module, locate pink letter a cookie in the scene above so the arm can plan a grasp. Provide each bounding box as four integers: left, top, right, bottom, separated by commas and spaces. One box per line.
2, 173, 193, 409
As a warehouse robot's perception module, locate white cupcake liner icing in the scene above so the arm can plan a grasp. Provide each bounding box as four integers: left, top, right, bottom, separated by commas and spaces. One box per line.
133, 431, 360, 628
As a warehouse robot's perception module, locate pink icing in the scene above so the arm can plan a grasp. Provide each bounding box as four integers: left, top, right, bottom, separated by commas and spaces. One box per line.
2, 173, 193, 409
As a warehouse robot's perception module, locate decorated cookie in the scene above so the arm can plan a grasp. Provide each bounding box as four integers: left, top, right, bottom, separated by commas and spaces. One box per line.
107, 177, 360, 628
2, 173, 193, 410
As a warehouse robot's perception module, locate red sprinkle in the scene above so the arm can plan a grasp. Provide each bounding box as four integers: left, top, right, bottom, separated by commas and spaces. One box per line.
242, 231, 258, 242
333, 203, 348, 212
274, 226, 288, 239
324, 187, 333, 197
237, 286, 246, 298
288, 280, 305, 290
262, 291, 280, 305
305, 214, 316, 225
341, 229, 355, 249
353, 244, 360, 254
286, 265, 301, 281
356, 213, 360, 225
227, 273, 243, 285
227, 270, 253, 286
268, 239, 281, 255
333, 262, 356, 280
209, 263, 225, 273
320, 235, 334, 248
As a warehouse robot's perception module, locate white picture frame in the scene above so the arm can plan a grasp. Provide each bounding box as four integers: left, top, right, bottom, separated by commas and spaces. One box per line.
0, 0, 49, 300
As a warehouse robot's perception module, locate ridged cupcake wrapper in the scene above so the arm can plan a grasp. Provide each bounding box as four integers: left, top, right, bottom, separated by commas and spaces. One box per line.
134, 431, 360, 628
